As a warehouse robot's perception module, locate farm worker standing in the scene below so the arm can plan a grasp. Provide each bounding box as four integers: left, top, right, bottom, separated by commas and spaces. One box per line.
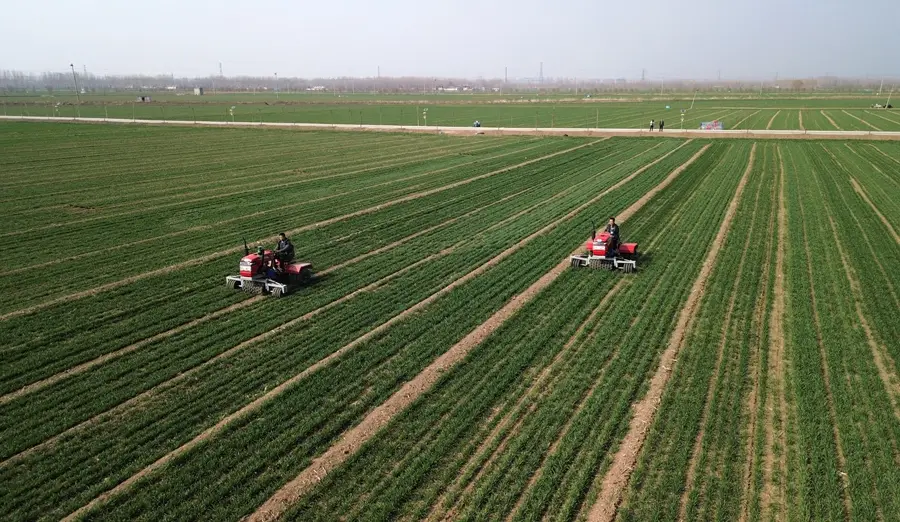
649, 120, 655, 131
605, 217, 620, 256
660, 120, 665, 132
274, 233, 295, 270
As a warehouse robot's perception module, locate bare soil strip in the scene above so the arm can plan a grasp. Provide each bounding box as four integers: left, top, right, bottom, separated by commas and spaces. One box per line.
848, 177, 900, 245
799, 111, 805, 131
679, 149, 764, 521
739, 164, 778, 522
0, 141, 597, 323
0, 297, 262, 406
825, 213, 900, 420
586, 143, 757, 522
842, 110, 882, 131
820, 110, 841, 130
766, 111, 781, 130
246, 145, 712, 522
760, 146, 789, 521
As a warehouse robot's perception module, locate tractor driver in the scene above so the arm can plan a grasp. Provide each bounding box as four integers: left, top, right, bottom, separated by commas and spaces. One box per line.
274, 233, 295, 271
605, 217, 620, 256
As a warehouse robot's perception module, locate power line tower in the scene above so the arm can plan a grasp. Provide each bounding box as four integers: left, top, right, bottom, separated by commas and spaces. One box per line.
539, 62, 543, 84
219, 62, 223, 77
641, 68, 645, 82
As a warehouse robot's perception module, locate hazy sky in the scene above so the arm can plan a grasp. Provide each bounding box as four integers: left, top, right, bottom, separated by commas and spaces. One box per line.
3, 0, 898, 80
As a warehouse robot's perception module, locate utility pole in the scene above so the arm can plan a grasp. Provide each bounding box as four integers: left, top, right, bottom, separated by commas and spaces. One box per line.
878, 78, 884, 95
505, 66, 507, 84
69, 64, 81, 117
274, 72, 278, 99
641, 68, 645, 82
887, 87, 894, 107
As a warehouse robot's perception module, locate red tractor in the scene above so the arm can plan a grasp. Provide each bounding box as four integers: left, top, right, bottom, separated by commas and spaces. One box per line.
570, 230, 638, 273
226, 241, 312, 297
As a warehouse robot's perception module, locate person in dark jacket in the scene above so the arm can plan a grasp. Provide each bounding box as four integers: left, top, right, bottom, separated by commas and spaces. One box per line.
660, 120, 665, 132
274, 233, 295, 270
605, 217, 620, 257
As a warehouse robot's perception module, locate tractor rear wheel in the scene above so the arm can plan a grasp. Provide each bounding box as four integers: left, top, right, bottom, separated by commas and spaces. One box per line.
272, 287, 284, 298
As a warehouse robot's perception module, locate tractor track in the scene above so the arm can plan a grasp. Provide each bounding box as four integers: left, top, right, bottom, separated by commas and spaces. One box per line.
678, 145, 764, 521
799, 111, 805, 131
3, 140, 541, 276
586, 143, 756, 522
766, 111, 781, 130
760, 146, 789, 522
0, 140, 594, 322
247, 143, 710, 522
733, 110, 761, 130
1, 138, 514, 238
844, 143, 900, 191
862, 110, 900, 128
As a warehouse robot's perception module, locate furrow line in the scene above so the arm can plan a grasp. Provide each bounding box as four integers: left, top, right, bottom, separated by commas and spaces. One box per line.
766, 111, 781, 130
848, 177, 900, 245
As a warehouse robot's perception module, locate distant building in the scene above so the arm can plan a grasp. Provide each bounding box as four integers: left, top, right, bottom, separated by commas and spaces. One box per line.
193, 87, 204, 95
306, 86, 326, 91
166, 85, 177, 91
136, 96, 152, 102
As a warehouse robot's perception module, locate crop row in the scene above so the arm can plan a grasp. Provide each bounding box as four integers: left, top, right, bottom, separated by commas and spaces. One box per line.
617, 143, 777, 520
75, 141, 736, 522
276, 143, 752, 521
0, 138, 639, 397
0, 137, 686, 519
0, 137, 571, 312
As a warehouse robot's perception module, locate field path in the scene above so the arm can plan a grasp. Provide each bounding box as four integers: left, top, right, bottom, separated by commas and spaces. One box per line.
799, 111, 805, 131
820, 110, 840, 130
586, 143, 757, 522
246, 144, 711, 522
7, 115, 900, 140
759, 146, 789, 522
766, 111, 781, 130
0, 140, 596, 322
841, 110, 881, 131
